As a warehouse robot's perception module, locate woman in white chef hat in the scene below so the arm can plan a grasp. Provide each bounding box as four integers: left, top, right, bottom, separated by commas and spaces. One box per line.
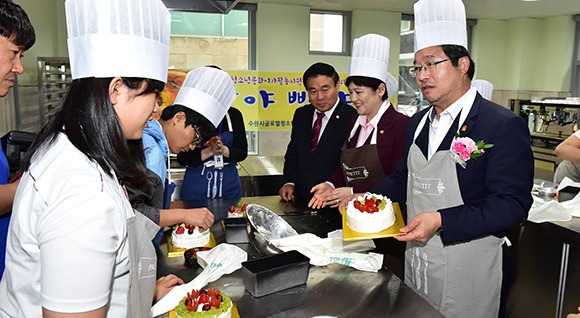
309, 34, 410, 209
472, 79, 494, 100
0, 0, 183, 317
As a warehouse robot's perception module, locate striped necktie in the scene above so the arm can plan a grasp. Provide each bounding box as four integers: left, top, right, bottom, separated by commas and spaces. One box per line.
311, 111, 325, 153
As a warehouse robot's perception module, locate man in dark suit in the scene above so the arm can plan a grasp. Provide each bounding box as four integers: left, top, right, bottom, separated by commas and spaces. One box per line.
367, 0, 534, 317
279, 62, 357, 203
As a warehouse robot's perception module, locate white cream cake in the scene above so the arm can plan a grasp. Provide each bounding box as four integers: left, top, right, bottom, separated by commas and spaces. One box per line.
171, 224, 210, 249
346, 193, 395, 233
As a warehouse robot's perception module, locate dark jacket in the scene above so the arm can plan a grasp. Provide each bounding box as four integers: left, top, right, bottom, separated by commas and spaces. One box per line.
283, 100, 357, 201
372, 93, 534, 245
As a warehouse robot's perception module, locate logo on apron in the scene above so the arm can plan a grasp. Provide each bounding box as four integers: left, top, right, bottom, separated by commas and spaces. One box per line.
342, 163, 370, 183
410, 172, 445, 196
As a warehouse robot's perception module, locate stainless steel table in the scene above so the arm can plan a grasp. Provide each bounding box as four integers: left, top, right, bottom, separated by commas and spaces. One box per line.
158, 196, 442, 318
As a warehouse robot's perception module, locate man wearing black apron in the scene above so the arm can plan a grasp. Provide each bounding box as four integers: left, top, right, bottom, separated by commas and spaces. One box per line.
369, 0, 534, 317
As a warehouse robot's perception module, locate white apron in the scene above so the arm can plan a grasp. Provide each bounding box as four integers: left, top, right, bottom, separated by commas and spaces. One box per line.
405, 110, 503, 318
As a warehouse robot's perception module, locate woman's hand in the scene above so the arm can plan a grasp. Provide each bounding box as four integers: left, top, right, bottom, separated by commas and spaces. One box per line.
154, 274, 184, 303
182, 208, 215, 231
326, 187, 354, 209
338, 193, 364, 214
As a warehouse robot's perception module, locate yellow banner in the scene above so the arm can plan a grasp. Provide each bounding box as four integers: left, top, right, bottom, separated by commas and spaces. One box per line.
160, 69, 352, 131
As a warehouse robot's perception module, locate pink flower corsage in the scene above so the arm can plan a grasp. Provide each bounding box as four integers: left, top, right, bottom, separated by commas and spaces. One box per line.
450, 135, 494, 168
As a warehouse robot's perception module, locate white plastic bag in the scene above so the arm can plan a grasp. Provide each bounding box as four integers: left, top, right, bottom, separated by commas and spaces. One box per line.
151, 243, 247, 317
271, 231, 383, 272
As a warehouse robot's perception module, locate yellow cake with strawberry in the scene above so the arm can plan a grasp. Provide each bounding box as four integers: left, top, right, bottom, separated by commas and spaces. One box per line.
346, 193, 394, 233
174, 288, 232, 318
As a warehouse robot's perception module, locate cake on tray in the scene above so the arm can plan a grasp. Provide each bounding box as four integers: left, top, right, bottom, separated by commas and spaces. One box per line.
346, 193, 395, 233
174, 288, 232, 318
171, 224, 211, 249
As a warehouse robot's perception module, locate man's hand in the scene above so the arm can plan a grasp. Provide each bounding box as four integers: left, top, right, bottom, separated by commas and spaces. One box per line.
396, 212, 442, 243
308, 183, 332, 209
279, 184, 294, 201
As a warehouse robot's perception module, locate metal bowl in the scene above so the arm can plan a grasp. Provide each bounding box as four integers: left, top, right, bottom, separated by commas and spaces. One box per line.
246, 204, 298, 255
533, 180, 557, 199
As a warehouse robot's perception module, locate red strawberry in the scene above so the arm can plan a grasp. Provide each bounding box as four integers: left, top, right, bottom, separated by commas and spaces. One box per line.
365, 205, 374, 213
198, 293, 209, 303
370, 206, 379, 213
353, 200, 361, 209
241, 203, 248, 212
358, 204, 367, 212
364, 198, 374, 206
209, 296, 220, 307
176, 226, 185, 234
228, 205, 235, 213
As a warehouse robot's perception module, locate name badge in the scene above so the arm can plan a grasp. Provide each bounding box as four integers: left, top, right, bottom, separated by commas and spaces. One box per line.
214, 154, 224, 169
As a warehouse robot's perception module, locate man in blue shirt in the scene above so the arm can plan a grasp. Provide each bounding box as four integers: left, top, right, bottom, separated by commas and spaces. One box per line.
0, 1, 35, 278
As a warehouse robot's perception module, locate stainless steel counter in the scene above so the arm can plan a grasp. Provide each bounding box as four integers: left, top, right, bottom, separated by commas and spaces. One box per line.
507, 199, 580, 317
238, 155, 284, 177
158, 196, 442, 318
238, 156, 285, 196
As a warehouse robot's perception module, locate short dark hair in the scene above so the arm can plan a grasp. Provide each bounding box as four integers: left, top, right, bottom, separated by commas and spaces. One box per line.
0, 1, 35, 51
303, 62, 339, 88
442, 45, 475, 80
23, 77, 164, 188
161, 105, 215, 141
345, 76, 388, 101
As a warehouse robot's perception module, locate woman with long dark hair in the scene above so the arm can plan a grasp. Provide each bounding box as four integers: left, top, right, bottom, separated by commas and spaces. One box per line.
0, 0, 182, 317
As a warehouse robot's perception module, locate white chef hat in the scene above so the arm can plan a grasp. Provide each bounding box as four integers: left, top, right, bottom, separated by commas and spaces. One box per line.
385, 73, 398, 101
472, 79, 494, 100
65, 0, 171, 83
173, 67, 236, 128
349, 34, 390, 84
414, 0, 468, 53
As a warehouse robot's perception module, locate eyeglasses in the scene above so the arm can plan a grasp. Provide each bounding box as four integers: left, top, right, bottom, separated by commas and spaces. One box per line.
409, 59, 450, 77
192, 125, 201, 146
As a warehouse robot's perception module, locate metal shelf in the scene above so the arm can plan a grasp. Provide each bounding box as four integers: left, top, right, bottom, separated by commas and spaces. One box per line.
37, 57, 71, 126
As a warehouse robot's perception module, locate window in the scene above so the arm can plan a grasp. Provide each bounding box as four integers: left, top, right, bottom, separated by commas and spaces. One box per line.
168, 4, 256, 71
309, 10, 351, 55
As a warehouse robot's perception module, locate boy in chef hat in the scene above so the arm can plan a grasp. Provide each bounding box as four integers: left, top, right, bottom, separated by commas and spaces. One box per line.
128, 66, 236, 246
471, 79, 494, 100
0, 0, 186, 316
367, 0, 534, 317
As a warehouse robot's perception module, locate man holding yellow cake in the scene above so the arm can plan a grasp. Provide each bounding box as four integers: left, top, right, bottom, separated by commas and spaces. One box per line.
366, 0, 534, 317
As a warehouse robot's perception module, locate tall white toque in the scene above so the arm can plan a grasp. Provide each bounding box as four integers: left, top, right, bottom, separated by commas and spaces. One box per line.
173, 67, 237, 128
65, 0, 171, 83
472, 79, 494, 100
349, 34, 390, 84
385, 72, 398, 100
414, 0, 468, 53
